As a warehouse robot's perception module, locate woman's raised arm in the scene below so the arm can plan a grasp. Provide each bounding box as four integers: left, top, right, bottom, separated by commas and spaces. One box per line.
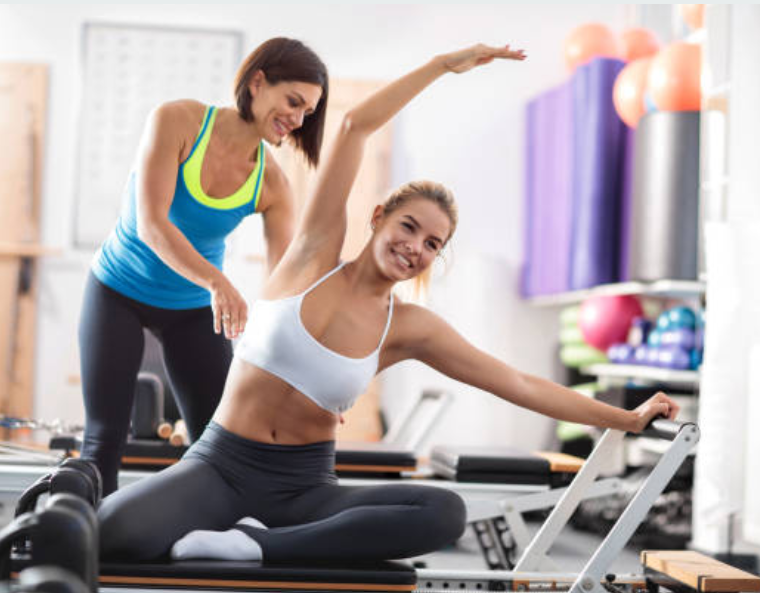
282, 44, 526, 267
386, 304, 679, 433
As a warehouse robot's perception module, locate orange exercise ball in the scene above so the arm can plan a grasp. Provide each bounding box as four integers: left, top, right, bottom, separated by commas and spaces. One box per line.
564, 23, 621, 72
647, 42, 702, 111
613, 57, 653, 128
621, 28, 660, 62
679, 4, 705, 30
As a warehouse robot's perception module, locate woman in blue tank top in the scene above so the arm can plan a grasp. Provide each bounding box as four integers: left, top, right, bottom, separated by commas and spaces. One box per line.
99, 42, 681, 565
79, 38, 328, 496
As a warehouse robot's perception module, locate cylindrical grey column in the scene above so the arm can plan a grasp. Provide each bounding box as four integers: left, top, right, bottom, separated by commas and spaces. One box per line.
628, 111, 700, 281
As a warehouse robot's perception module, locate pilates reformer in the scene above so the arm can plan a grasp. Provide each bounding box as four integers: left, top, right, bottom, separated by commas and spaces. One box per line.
11, 418, 755, 593
0, 438, 620, 571
0, 391, 623, 568
1, 489, 96, 593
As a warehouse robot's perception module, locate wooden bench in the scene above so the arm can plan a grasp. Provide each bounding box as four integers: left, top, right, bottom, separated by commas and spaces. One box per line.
642, 550, 760, 592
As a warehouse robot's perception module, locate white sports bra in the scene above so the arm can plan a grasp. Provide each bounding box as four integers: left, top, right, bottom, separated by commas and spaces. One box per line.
235, 262, 394, 414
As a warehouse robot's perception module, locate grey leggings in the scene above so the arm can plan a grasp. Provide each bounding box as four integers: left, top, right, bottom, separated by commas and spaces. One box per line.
98, 422, 466, 563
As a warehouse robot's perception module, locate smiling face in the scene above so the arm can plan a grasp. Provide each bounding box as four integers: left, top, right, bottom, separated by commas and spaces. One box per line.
371, 197, 453, 282
249, 73, 323, 146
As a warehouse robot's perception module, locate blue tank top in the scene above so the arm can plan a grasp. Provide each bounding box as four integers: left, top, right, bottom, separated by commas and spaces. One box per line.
92, 106, 266, 309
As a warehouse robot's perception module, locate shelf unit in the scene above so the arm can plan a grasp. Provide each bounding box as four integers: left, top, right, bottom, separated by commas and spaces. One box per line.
581, 363, 700, 388
526, 279, 705, 307
529, 280, 704, 386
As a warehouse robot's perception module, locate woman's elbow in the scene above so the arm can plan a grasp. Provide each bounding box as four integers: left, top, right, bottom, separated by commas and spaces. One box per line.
339, 111, 370, 137
340, 111, 357, 134
136, 215, 161, 247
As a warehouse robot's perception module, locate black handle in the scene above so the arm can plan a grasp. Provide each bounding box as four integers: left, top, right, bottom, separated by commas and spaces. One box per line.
640, 418, 697, 441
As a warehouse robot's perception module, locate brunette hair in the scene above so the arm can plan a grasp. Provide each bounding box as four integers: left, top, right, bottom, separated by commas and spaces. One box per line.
233, 38, 328, 167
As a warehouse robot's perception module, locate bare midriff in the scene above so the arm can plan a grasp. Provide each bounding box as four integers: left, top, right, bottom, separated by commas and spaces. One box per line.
212, 357, 339, 444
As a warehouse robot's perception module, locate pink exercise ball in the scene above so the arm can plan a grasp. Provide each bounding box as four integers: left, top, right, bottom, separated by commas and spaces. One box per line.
679, 5, 705, 30
564, 23, 621, 72
646, 42, 702, 111
621, 28, 660, 62
613, 57, 653, 128
579, 295, 644, 352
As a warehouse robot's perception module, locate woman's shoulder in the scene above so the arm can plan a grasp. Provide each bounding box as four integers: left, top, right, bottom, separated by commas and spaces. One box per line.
261, 145, 286, 181
382, 299, 448, 359
149, 99, 207, 132
389, 299, 440, 335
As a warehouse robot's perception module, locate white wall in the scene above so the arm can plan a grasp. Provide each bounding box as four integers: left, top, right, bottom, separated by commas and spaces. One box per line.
0, 4, 628, 447
692, 5, 760, 554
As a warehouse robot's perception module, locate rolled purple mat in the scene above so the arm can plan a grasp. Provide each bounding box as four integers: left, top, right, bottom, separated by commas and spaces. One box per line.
568, 57, 630, 290
521, 82, 574, 297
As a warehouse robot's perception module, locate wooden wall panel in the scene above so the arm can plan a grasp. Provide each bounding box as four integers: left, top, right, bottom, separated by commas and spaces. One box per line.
0, 63, 48, 420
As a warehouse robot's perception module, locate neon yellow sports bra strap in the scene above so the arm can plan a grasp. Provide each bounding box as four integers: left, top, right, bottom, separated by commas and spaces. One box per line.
183, 107, 266, 211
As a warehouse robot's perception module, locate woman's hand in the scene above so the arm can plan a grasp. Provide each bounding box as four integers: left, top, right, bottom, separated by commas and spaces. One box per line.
629, 391, 681, 433
209, 275, 248, 340
441, 43, 526, 74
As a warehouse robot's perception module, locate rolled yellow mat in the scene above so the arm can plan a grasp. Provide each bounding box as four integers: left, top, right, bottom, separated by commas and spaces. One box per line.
559, 325, 585, 345
560, 305, 580, 328
560, 343, 607, 368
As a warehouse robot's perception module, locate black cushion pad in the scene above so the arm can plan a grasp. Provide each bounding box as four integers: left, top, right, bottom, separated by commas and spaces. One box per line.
335, 441, 416, 469
61, 437, 417, 471
431, 446, 550, 473
432, 467, 552, 485
100, 559, 417, 586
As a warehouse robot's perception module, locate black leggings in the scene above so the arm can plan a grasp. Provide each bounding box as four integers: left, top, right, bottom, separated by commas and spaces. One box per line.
98, 422, 466, 563
78, 272, 232, 496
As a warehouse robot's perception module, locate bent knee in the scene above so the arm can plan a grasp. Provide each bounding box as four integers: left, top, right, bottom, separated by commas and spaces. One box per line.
99, 501, 161, 561
424, 488, 467, 545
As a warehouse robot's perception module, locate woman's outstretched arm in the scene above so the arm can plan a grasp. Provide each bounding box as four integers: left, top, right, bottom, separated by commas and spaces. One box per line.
387, 304, 679, 433
281, 44, 526, 268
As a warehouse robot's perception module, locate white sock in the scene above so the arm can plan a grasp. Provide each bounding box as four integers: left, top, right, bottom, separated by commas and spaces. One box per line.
171, 517, 267, 561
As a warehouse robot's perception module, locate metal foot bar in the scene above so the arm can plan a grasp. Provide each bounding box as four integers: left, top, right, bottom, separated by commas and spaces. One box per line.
569, 421, 700, 593
515, 429, 626, 572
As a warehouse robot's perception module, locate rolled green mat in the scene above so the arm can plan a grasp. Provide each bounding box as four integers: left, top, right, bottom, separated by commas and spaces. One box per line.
570, 382, 599, 398
557, 421, 592, 442
559, 343, 608, 368
559, 325, 585, 346
560, 305, 581, 328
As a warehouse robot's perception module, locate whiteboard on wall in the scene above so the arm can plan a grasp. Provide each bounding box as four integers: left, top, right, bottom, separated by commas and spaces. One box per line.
73, 22, 243, 248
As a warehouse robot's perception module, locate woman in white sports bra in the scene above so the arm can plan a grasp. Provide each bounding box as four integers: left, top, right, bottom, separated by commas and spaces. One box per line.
99, 42, 680, 564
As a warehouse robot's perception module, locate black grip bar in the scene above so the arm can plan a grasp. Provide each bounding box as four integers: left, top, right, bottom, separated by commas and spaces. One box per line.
640, 418, 698, 441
